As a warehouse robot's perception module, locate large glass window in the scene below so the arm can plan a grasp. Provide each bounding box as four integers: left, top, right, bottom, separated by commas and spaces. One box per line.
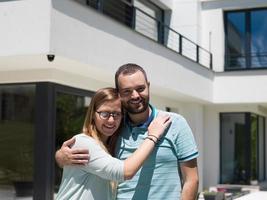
0, 84, 35, 199
225, 8, 267, 70
0, 83, 93, 199
54, 92, 91, 191
220, 113, 266, 184
86, 0, 134, 27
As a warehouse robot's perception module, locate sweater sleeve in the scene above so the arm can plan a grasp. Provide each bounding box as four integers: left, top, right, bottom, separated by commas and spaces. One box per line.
72, 134, 124, 181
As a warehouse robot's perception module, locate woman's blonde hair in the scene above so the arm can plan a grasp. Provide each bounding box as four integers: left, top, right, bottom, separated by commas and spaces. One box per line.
83, 87, 122, 155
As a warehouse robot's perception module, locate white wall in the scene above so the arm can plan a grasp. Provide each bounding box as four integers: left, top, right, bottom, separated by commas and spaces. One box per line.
50, 0, 214, 103
0, 0, 51, 56
201, 8, 224, 71
179, 103, 204, 191
169, 0, 199, 43
213, 70, 267, 103
0, 0, 214, 103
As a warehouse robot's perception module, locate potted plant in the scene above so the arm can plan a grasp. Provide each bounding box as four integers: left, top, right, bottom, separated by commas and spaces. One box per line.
203, 191, 225, 200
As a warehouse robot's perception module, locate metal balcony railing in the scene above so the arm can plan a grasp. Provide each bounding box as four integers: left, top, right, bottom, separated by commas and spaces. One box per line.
83, 0, 213, 70
225, 52, 267, 70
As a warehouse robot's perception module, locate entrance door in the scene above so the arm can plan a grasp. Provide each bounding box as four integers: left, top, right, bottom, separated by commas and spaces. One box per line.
220, 113, 266, 184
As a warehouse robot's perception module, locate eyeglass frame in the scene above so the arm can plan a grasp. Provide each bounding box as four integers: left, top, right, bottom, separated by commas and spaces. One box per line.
96, 111, 122, 120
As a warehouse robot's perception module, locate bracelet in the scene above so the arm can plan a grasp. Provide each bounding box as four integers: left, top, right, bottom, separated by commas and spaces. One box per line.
145, 136, 157, 144
148, 134, 159, 140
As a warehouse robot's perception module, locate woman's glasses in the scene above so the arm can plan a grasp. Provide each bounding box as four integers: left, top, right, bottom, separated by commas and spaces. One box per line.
96, 111, 122, 120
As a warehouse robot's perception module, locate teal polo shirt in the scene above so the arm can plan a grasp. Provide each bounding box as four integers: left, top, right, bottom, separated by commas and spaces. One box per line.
115, 105, 199, 200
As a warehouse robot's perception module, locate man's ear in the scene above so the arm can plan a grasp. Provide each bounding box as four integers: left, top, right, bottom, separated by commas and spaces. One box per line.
147, 81, 150, 88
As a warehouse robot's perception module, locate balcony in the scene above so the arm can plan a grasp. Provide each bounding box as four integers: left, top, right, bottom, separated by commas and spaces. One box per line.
80, 0, 213, 69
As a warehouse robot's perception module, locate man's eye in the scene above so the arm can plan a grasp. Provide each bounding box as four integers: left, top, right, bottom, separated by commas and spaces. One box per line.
122, 90, 131, 95
136, 87, 145, 92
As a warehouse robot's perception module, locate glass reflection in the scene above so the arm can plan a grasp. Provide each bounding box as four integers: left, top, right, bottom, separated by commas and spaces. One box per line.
54, 92, 91, 192
251, 9, 267, 68
0, 85, 35, 199
225, 8, 267, 69
220, 113, 266, 184
221, 113, 248, 184
226, 12, 246, 69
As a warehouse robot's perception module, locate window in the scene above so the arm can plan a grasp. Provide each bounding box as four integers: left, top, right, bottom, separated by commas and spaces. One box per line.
0, 83, 93, 199
0, 84, 35, 198
225, 8, 267, 70
86, 0, 134, 27
220, 113, 266, 184
54, 92, 91, 191
134, 0, 164, 43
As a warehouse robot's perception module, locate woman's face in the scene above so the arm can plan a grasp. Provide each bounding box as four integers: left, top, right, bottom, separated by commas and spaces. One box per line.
94, 99, 122, 141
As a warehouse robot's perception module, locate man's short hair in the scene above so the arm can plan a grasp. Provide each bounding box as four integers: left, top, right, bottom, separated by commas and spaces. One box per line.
115, 63, 148, 90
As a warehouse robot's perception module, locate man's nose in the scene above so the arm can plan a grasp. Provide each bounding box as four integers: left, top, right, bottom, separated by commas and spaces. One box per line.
131, 90, 140, 98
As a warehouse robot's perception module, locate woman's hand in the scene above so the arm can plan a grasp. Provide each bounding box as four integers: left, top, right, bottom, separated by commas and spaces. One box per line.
148, 114, 171, 141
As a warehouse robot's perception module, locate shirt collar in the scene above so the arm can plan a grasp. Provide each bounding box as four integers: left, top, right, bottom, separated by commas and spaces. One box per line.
125, 104, 156, 129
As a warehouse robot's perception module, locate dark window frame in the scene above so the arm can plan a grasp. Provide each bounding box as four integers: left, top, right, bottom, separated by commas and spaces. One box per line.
0, 82, 94, 199
224, 7, 267, 71
35, 82, 93, 199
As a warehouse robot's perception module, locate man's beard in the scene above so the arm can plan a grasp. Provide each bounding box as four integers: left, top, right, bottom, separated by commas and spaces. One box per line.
123, 97, 149, 114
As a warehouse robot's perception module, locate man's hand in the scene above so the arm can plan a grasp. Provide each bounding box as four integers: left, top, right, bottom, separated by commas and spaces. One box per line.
55, 137, 89, 168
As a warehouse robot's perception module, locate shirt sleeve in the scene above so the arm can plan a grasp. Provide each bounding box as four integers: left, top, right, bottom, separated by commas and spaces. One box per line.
72, 134, 125, 181
171, 115, 199, 162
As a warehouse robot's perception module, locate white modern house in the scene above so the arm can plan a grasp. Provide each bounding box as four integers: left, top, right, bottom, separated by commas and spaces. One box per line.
0, 0, 267, 199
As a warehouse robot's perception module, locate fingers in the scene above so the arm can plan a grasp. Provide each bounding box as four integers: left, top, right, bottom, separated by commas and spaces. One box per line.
71, 148, 89, 154
69, 149, 90, 165
71, 157, 90, 165
148, 114, 172, 139
62, 137, 76, 147
154, 113, 171, 125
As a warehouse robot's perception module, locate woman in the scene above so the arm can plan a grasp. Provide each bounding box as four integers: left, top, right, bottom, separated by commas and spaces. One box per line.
56, 87, 170, 200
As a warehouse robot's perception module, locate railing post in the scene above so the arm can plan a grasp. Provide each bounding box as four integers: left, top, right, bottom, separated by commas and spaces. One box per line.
196, 45, 199, 64
179, 34, 182, 54
157, 21, 164, 44
210, 53, 213, 70
131, 6, 136, 29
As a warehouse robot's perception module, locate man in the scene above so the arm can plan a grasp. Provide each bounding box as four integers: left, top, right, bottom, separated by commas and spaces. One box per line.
56, 63, 199, 200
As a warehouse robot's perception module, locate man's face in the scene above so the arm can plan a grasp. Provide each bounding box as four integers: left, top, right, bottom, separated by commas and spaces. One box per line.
117, 70, 150, 114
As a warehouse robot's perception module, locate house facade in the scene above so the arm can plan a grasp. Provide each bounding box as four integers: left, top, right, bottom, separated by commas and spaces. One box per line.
0, 0, 266, 199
